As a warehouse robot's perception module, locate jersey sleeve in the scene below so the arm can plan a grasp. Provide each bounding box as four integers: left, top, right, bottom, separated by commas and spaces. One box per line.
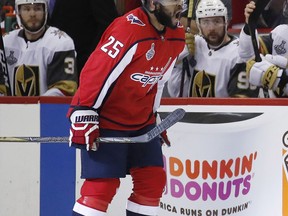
167, 57, 191, 97
259, 34, 273, 55
227, 62, 260, 97
47, 49, 78, 96
238, 25, 259, 61
70, 17, 137, 108
46, 28, 78, 96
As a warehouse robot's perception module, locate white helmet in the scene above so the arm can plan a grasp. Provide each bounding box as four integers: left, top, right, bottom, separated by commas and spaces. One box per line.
15, 0, 48, 34
195, 0, 228, 26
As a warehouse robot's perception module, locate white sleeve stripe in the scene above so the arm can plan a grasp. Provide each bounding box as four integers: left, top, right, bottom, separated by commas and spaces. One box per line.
93, 44, 138, 109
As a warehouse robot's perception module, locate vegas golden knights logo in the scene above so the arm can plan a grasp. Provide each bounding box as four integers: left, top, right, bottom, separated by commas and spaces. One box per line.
190, 70, 216, 97
13, 65, 40, 96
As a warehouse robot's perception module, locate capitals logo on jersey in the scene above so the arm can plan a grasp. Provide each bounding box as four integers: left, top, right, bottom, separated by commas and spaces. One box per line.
126, 14, 145, 26
13, 64, 40, 96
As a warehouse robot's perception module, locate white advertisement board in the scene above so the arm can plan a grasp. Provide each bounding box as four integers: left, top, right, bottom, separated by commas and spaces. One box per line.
0, 101, 287, 216
159, 105, 288, 216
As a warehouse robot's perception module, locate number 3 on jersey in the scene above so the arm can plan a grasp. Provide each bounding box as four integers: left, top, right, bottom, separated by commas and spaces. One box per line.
101, 36, 124, 58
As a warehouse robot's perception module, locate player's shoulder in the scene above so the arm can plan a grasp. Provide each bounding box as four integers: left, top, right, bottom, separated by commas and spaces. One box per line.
272, 24, 288, 32
271, 24, 288, 37
228, 34, 240, 48
43, 26, 75, 50
45, 26, 73, 42
2, 28, 21, 42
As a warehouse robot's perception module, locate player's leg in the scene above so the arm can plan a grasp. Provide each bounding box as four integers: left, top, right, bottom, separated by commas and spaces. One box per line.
126, 124, 166, 216
126, 166, 166, 216
72, 128, 130, 216
72, 178, 120, 216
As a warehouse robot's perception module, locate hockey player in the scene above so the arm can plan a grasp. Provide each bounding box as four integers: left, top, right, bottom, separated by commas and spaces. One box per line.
0, 0, 77, 96
68, 0, 185, 215
239, 1, 288, 98
167, 0, 259, 98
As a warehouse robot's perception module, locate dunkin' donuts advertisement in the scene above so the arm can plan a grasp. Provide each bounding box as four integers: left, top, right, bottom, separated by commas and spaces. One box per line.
159, 105, 288, 216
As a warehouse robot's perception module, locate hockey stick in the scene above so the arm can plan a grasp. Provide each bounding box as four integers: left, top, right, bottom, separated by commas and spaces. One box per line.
247, 0, 270, 62
0, 108, 185, 143
186, 0, 194, 33
247, 0, 270, 97
0, 27, 11, 95
180, 0, 196, 97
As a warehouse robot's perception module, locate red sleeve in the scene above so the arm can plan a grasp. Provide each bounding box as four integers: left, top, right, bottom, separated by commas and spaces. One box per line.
70, 17, 136, 107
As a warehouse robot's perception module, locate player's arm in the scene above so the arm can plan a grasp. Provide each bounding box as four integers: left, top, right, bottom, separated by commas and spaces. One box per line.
228, 61, 259, 98
167, 58, 192, 97
71, 17, 141, 109
246, 55, 288, 97
45, 42, 78, 96
238, 1, 260, 61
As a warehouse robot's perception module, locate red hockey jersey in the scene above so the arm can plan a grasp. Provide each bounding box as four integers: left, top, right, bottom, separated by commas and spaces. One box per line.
69, 8, 185, 130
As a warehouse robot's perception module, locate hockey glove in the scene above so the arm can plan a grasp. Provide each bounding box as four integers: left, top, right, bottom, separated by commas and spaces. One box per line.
156, 113, 171, 147
69, 109, 99, 151
246, 58, 283, 90
264, 54, 288, 69
185, 32, 195, 56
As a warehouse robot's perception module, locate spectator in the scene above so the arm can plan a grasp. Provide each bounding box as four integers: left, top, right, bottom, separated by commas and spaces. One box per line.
67, 0, 185, 215
167, 0, 259, 98
48, 0, 119, 75
0, 0, 77, 96
239, 1, 288, 98
0, 0, 15, 22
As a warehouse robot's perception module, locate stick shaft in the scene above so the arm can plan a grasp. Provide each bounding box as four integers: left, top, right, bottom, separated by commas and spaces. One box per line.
247, 0, 270, 62
186, 0, 194, 33
0, 108, 185, 143
247, 0, 271, 97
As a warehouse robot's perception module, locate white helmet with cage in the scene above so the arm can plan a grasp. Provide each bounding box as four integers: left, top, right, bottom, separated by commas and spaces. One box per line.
15, 0, 48, 34
195, 0, 228, 26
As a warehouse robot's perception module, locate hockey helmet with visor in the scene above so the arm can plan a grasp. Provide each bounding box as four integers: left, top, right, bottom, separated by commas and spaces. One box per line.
195, 0, 227, 26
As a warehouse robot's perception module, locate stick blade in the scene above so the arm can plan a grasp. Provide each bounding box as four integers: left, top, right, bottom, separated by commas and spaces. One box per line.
146, 108, 185, 140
